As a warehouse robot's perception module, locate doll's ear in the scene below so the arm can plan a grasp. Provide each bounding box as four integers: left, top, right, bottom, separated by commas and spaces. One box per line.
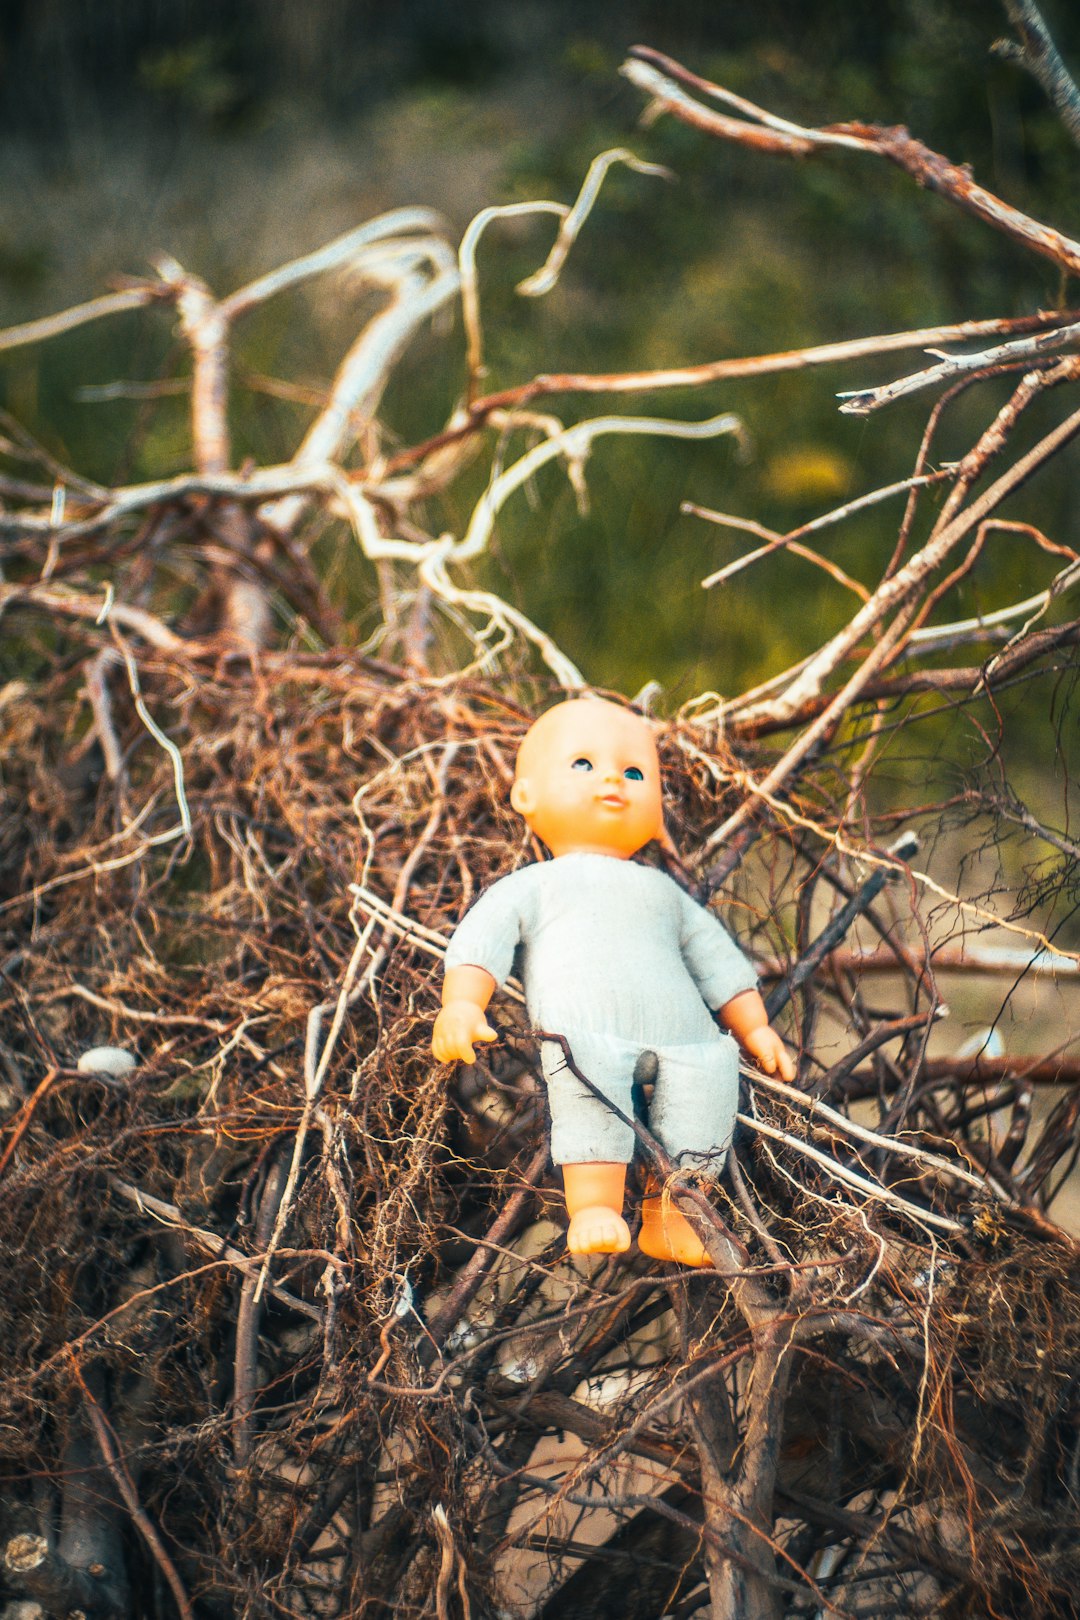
510, 777, 534, 816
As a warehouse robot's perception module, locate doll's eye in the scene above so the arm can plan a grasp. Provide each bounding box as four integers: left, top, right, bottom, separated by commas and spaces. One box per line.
571, 757, 593, 772
624, 766, 644, 782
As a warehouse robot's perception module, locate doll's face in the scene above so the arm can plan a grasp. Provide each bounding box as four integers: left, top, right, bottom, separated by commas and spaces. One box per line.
510, 699, 664, 859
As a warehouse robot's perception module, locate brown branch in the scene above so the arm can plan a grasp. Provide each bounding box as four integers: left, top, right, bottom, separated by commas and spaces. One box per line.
489, 1384, 687, 1472
79, 1380, 195, 1620
733, 615, 1080, 737
673, 1287, 805, 1620
812, 1011, 945, 1100
843, 118, 1080, 275
419, 1140, 549, 1363
380, 310, 1075, 475
108, 1177, 323, 1322
232, 1151, 290, 1467
0, 1065, 60, 1177
836, 1054, 1080, 1099
625, 46, 1080, 276
760, 944, 1080, 983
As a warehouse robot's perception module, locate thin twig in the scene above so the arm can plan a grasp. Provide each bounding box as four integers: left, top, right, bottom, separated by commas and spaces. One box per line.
79, 1383, 195, 1620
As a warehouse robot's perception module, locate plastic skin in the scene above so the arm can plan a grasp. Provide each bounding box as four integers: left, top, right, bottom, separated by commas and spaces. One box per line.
432, 697, 795, 1264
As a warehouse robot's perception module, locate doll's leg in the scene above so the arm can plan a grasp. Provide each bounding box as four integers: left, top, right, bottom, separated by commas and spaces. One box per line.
638, 1036, 739, 1266
562, 1162, 629, 1255
542, 1035, 636, 1255
638, 1183, 711, 1266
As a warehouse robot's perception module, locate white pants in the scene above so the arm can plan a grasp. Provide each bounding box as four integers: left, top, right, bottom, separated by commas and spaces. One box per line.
540, 1028, 739, 1172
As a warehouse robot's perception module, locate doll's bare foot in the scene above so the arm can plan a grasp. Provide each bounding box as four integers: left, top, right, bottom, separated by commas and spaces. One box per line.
566, 1206, 632, 1255
638, 1196, 712, 1267
562, 1163, 629, 1256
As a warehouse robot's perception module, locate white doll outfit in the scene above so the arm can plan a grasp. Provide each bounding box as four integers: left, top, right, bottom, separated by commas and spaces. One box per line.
444, 853, 758, 1170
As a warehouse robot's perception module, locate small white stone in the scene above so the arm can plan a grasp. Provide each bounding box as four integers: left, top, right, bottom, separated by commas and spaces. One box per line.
77, 1046, 137, 1077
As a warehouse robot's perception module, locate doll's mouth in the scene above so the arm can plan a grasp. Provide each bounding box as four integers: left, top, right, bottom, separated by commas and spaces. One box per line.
597, 792, 627, 809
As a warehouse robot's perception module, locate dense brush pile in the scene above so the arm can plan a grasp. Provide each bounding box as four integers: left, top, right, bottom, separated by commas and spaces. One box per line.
0, 646, 1076, 1619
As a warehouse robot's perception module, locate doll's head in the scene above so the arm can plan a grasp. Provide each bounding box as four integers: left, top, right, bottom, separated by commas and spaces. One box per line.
510, 697, 664, 859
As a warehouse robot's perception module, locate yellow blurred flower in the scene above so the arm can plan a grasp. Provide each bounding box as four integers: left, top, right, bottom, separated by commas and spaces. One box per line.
762, 444, 854, 503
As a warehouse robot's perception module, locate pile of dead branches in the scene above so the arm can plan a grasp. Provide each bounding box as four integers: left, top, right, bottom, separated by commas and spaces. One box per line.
2, 8, 1079, 1618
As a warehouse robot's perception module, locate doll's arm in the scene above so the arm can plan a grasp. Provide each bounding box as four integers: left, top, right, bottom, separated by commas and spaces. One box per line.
433, 964, 498, 1064
436, 869, 532, 1063
719, 988, 796, 1082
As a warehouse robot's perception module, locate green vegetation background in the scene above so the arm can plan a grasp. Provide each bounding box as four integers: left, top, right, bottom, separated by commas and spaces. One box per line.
1, 0, 1077, 737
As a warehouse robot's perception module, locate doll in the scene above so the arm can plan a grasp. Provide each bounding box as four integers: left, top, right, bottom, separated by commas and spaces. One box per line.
432, 697, 794, 1265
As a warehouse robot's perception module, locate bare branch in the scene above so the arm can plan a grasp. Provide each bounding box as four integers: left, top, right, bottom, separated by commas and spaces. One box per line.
838, 318, 1080, 414
624, 46, 1080, 276
0, 285, 162, 354
727, 368, 1080, 737
996, 0, 1080, 148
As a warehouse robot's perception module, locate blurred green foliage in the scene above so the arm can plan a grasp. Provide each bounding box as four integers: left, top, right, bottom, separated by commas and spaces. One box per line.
1, 0, 1078, 733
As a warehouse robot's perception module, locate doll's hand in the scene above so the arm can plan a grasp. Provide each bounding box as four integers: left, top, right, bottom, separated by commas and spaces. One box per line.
741, 1025, 796, 1083
432, 1002, 497, 1065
